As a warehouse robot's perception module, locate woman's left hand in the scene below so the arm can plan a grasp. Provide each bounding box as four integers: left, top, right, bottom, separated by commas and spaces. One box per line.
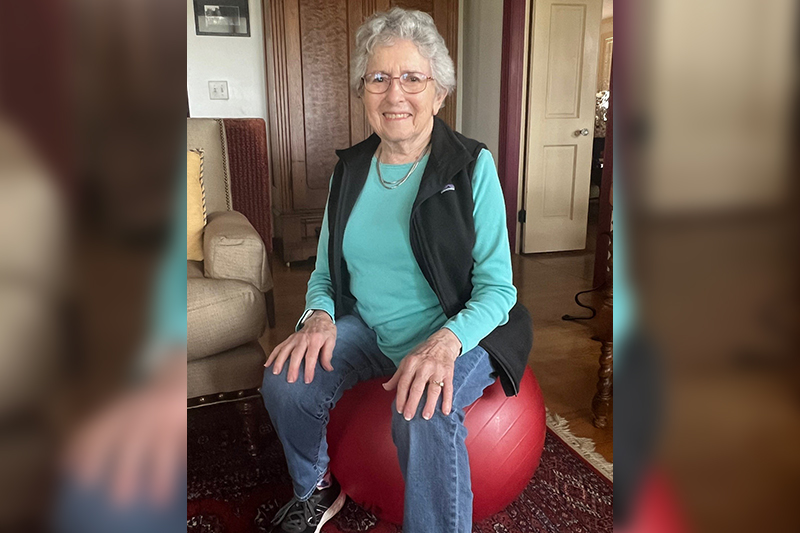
383, 328, 462, 420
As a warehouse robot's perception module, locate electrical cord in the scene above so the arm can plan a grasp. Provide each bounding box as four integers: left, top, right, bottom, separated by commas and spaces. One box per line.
561, 285, 603, 321
562, 231, 612, 321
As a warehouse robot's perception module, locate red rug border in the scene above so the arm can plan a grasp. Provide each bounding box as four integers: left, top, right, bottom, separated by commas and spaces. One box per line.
545, 426, 613, 487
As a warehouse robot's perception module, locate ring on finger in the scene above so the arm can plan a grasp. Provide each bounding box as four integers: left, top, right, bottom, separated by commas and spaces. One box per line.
430, 379, 445, 388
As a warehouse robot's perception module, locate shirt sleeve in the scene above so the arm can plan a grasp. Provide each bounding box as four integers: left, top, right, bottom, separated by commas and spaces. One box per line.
296, 180, 337, 331
443, 149, 517, 354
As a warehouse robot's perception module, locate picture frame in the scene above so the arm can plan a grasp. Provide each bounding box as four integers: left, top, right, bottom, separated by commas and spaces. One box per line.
194, 0, 251, 37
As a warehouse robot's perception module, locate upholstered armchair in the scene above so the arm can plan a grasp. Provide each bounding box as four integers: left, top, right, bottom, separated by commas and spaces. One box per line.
186, 118, 274, 453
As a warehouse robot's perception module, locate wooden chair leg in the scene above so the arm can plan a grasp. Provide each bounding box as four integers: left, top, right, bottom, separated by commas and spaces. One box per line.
235, 396, 261, 457
265, 289, 276, 328
592, 340, 613, 428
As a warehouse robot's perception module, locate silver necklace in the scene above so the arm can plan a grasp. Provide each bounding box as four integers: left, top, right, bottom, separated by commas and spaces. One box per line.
376, 143, 431, 190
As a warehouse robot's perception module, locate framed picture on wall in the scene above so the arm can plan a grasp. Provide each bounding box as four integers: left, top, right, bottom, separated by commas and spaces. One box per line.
193, 0, 250, 37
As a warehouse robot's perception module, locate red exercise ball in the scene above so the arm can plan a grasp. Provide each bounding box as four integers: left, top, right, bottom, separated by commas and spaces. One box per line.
326, 366, 546, 524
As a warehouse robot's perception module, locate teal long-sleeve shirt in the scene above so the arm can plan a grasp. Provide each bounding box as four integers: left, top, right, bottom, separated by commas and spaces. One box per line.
302, 148, 516, 366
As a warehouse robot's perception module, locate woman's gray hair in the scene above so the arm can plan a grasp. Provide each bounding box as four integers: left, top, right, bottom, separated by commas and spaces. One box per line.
351, 7, 456, 98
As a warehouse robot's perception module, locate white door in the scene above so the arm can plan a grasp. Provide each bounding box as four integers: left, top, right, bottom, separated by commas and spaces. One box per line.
521, 0, 602, 253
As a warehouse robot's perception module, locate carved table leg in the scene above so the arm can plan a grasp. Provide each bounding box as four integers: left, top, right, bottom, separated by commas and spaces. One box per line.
236, 396, 260, 457
592, 340, 613, 428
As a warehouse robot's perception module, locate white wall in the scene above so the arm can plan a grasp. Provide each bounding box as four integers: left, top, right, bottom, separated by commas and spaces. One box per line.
187, 0, 268, 119
459, 0, 504, 159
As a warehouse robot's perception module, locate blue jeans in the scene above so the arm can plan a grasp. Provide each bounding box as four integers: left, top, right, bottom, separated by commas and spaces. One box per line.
260, 314, 496, 533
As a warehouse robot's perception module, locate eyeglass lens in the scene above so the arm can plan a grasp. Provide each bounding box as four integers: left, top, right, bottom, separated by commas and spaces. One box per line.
363, 72, 430, 94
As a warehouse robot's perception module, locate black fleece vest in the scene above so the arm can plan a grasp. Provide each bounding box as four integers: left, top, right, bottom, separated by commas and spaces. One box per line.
327, 117, 533, 396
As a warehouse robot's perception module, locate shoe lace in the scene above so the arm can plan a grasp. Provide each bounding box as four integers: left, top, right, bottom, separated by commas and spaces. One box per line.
271, 496, 319, 533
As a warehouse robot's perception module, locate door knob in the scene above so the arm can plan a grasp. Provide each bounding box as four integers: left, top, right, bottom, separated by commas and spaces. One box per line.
577, 128, 590, 136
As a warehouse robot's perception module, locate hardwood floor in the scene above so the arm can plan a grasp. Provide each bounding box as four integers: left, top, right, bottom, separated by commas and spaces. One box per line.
259, 229, 613, 464
513, 250, 613, 463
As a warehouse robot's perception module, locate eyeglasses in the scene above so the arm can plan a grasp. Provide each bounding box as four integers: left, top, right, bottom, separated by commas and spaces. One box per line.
361, 72, 435, 94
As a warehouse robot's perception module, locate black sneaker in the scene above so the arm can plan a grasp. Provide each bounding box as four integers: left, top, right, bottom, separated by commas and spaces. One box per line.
269, 478, 345, 533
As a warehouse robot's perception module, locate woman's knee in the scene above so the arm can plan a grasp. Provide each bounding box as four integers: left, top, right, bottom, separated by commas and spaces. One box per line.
260, 367, 287, 403
261, 370, 328, 418
390, 399, 452, 437
260, 369, 300, 410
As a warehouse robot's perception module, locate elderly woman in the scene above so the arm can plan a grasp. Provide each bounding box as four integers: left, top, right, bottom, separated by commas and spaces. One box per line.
261, 7, 531, 533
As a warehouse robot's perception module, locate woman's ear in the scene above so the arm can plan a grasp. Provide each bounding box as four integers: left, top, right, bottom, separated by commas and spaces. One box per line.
432, 91, 447, 115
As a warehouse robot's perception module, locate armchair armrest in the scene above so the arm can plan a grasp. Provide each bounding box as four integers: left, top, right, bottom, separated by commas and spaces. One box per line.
204, 211, 273, 292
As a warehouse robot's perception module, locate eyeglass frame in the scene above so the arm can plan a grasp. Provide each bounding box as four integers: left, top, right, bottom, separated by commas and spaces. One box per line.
360, 71, 436, 95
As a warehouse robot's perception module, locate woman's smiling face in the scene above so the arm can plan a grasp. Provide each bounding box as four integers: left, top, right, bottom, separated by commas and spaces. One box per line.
362, 39, 446, 148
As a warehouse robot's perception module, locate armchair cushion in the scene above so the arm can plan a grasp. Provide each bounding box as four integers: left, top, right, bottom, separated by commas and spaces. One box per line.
187, 277, 266, 359
187, 150, 207, 261
187, 260, 203, 278
187, 342, 265, 399
186, 118, 232, 214
204, 211, 273, 293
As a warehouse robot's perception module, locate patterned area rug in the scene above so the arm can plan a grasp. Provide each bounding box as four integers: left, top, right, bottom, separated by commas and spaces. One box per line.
188, 400, 612, 533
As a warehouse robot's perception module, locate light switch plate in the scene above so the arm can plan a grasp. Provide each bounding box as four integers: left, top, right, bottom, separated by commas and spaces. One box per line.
208, 81, 229, 100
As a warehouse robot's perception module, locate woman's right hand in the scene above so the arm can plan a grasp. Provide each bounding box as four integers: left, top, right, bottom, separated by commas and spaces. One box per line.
265, 311, 337, 384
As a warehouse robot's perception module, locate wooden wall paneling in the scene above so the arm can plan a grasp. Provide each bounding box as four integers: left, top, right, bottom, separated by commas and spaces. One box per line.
265, 0, 460, 262
432, 0, 458, 129
264, 0, 292, 214
389, 0, 458, 129
283, 0, 309, 212
265, 0, 321, 263
392, 0, 433, 14
347, 0, 390, 143
348, 0, 366, 144
371, 0, 393, 16
298, 0, 351, 210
